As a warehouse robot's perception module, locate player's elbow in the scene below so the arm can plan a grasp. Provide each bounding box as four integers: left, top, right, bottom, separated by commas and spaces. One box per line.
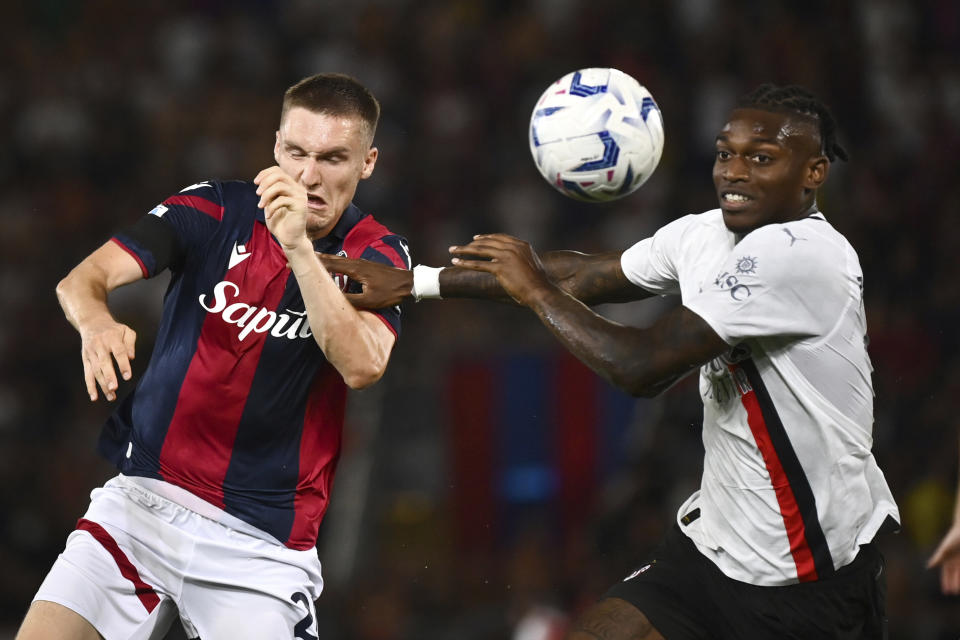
616, 378, 658, 398
342, 369, 383, 390
341, 360, 388, 390
55, 273, 81, 310
610, 368, 666, 398
627, 382, 664, 398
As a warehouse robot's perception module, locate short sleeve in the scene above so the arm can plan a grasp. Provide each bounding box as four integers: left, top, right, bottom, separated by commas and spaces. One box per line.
111, 181, 223, 278
620, 214, 699, 295
683, 225, 850, 345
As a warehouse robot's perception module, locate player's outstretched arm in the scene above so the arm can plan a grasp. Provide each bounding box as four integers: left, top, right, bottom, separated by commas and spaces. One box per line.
56, 241, 144, 402
928, 439, 960, 594
318, 248, 651, 308
450, 234, 727, 396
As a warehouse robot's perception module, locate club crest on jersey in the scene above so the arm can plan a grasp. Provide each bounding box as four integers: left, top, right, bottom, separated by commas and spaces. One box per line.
331, 250, 350, 291
735, 255, 758, 275
198, 281, 312, 342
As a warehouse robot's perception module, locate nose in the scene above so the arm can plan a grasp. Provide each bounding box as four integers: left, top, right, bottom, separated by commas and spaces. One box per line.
722, 156, 749, 182
300, 160, 322, 188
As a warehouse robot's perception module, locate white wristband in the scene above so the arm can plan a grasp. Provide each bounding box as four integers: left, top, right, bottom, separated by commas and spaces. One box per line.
412, 265, 443, 301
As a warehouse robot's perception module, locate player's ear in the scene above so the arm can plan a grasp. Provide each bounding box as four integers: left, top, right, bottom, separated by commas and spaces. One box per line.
360, 146, 378, 180
804, 155, 829, 192
273, 131, 283, 164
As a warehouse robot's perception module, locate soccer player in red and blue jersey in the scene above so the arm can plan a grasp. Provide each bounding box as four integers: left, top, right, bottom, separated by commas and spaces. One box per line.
18, 73, 410, 640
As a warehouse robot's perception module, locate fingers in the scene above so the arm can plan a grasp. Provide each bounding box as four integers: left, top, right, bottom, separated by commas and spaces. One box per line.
449, 256, 498, 273
262, 196, 300, 220
81, 353, 98, 401
928, 542, 947, 568
87, 343, 119, 402
317, 253, 352, 270
253, 165, 286, 187
256, 179, 292, 209
81, 326, 137, 402
928, 527, 960, 568
943, 560, 960, 595
113, 327, 137, 383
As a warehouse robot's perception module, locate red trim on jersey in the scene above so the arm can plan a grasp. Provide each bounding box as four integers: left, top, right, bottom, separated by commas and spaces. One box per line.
110, 238, 149, 279
366, 238, 408, 269
340, 215, 405, 339
287, 364, 347, 549
739, 386, 819, 582
341, 216, 397, 262
554, 352, 597, 531
158, 223, 290, 508
163, 195, 224, 221
76, 519, 160, 612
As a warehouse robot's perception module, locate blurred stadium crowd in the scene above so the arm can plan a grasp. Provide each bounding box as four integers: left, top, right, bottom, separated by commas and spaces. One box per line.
1, 0, 958, 638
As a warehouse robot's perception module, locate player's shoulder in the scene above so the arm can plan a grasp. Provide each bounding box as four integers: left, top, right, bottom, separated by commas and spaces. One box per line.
745, 213, 849, 256
339, 205, 411, 268
739, 213, 856, 282
656, 208, 726, 239
341, 205, 403, 241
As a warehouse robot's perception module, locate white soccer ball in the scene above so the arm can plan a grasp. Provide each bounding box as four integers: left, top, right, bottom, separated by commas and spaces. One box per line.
529, 68, 664, 202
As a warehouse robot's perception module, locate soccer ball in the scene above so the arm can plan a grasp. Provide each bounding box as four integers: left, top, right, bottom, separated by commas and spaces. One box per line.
529, 68, 664, 202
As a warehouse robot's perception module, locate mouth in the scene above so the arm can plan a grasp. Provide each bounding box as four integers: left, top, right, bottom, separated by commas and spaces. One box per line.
719, 190, 754, 211
307, 194, 327, 210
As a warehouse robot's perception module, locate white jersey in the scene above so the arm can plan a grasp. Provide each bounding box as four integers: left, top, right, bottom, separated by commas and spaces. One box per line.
621, 208, 899, 586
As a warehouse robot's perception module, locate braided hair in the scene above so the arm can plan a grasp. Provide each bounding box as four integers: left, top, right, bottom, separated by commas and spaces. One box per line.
738, 84, 848, 162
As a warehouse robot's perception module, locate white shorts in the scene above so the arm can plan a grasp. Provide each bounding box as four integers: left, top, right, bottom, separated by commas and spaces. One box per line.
33, 475, 324, 640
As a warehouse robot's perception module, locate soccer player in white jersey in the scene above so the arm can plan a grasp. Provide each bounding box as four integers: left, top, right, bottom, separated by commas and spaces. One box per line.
320, 84, 900, 638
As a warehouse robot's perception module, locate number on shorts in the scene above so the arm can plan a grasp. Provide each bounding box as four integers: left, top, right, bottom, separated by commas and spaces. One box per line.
290, 591, 318, 640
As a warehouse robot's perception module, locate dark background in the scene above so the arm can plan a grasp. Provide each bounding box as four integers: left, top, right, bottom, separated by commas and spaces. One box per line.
1, 0, 958, 638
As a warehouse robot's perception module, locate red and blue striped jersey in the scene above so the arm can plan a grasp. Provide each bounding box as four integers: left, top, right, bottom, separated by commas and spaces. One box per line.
101, 180, 410, 550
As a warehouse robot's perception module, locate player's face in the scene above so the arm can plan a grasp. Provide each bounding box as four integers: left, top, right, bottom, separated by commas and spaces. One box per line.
274, 107, 378, 238
712, 108, 828, 235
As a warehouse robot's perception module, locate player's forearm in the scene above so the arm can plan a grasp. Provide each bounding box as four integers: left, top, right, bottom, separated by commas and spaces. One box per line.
522, 285, 677, 396
540, 250, 649, 304
431, 250, 647, 304
287, 244, 390, 388
525, 286, 715, 396
56, 264, 116, 333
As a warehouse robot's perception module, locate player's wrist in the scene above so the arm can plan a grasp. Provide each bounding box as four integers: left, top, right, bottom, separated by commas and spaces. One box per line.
411, 265, 443, 302
284, 239, 320, 277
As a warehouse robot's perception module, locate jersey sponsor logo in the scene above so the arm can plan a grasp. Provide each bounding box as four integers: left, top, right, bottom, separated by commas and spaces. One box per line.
198, 281, 312, 342
228, 241, 252, 269
714, 270, 752, 300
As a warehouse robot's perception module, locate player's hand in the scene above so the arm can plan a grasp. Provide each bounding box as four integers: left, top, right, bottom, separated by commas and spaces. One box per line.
928, 521, 960, 594
317, 254, 412, 309
449, 233, 553, 306
78, 318, 136, 402
255, 166, 309, 252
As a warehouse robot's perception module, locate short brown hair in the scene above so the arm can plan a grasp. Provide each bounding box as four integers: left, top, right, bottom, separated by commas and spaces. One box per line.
281, 73, 380, 142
